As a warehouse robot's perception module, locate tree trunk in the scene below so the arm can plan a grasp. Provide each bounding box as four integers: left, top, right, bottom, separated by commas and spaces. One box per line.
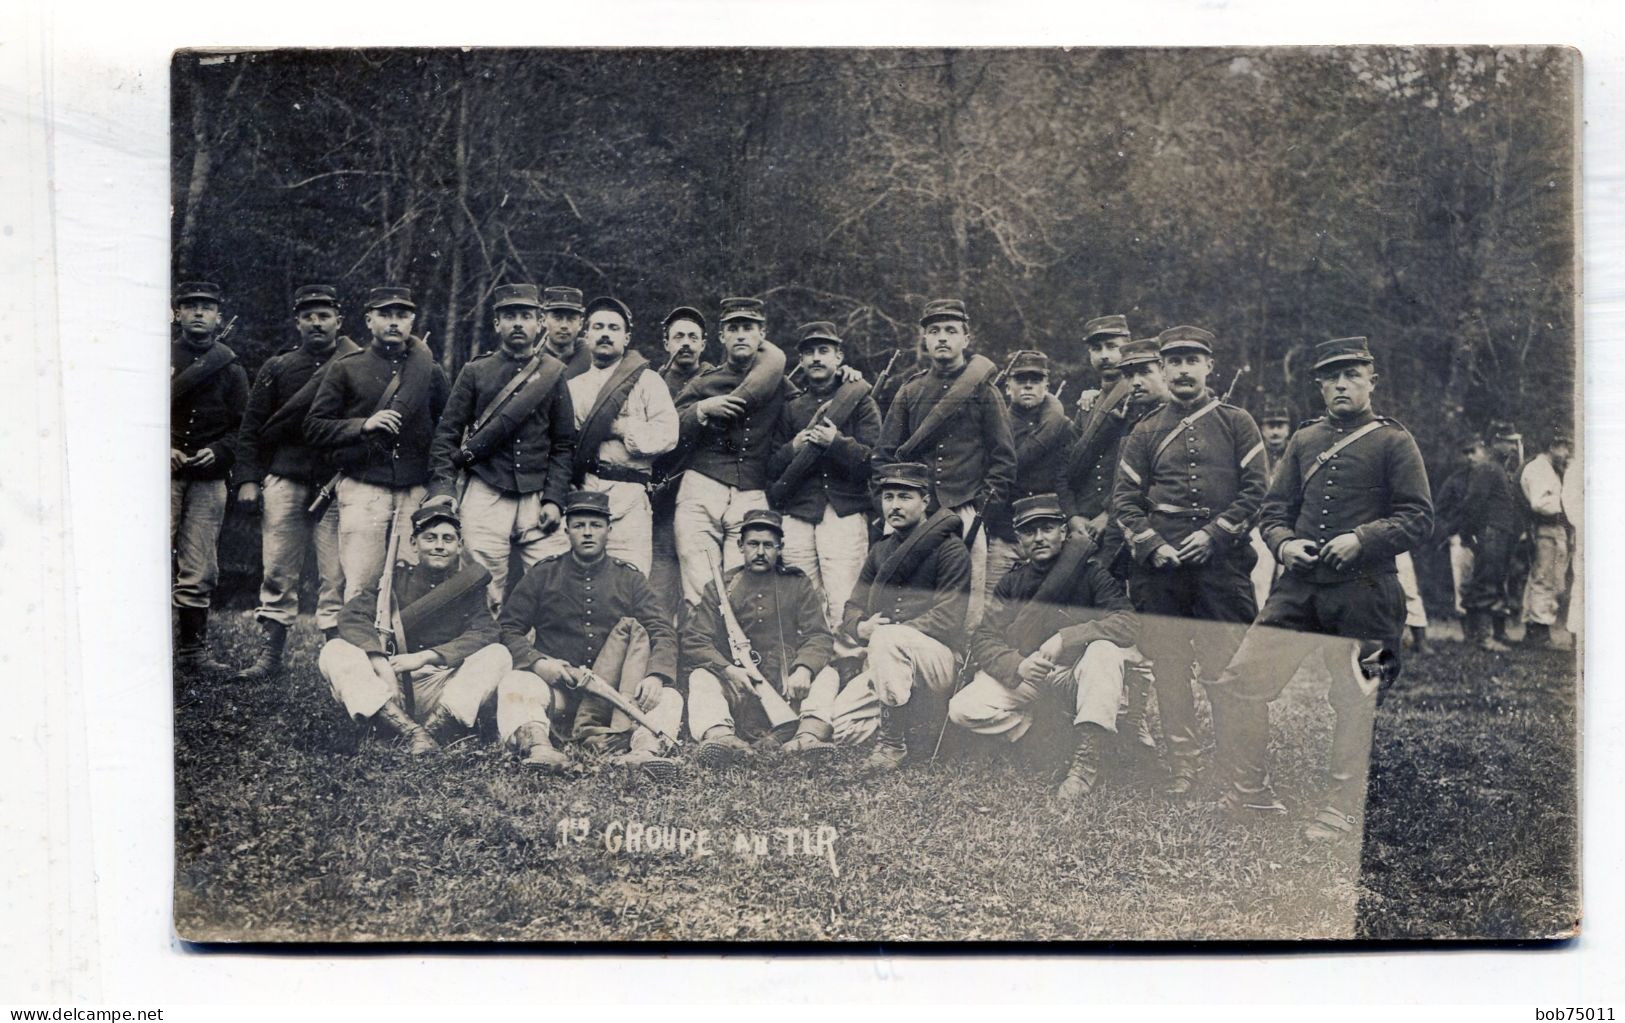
176, 78, 213, 272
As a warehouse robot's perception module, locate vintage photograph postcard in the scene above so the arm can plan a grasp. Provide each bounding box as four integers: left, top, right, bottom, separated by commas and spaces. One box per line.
168, 46, 1580, 942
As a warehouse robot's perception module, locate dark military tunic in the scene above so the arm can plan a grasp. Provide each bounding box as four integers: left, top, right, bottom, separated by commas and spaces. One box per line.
674, 362, 793, 492
1453, 457, 1517, 613
841, 520, 972, 649
875, 361, 1017, 512
498, 551, 678, 685
235, 339, 355, 485
305, 339, 450, 488
765, 381, 883, 522
683, 565, 834, 690
660, 361, 712, 398
426, 347, 577, 502
986, 394, 1077, 542
171, 341, 249, 482
1060, 399, 1142, 523
970, 546, 1136, 688
336, 562, 497, 667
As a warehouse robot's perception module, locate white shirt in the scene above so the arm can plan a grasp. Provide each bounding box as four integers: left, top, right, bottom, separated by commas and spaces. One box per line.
1519, 453, 1565, 519
565, 358, 679, 471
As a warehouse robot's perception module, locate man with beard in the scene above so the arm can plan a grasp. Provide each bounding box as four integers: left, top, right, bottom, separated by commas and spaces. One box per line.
1205, 337, 1432, 841
496, 490, 682, 778
684, 509, 839, 763
829, 462, 972, 771
1459, 435, 1521, 651
539, 285, 586, 365
1060, 315, 1137, 549
766, 322, 882, 631
170, 280, 250, 676
232, 284, 359, 682
425, 284, 577, 607
531, 296, 678, 574
1519, 431, 1574, 649
948, 494, 1142, 799
306, 286, 450, 599
984, 350, 1077, 598
317, 504, 510, 755
1112, 327, 1269, 798
874, 299, 1017, 632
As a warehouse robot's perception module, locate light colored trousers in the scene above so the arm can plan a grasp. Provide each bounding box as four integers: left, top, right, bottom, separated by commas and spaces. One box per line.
953, 503, 990, 631
688, 666, 841, 741
318, 638, 510, 724
496, 671, 682, 755
1395, 551, 1428, 628
1450, 536, 1474, 616
780, 505, 871, 632
986, 538, 1023, 610
824, 624, 958, 746
948, 640, 1140, 740
1249, 529, 1278, 610
171, 478, 227, 608
530, 473, 654, 576
335, 477, 424, 602
1522, 523, 1571, 626
258, 473, 344, 629
674, 471, 769, 607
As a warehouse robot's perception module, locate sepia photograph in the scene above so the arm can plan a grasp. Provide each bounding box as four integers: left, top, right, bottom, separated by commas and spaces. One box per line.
167, 45, 1581, 943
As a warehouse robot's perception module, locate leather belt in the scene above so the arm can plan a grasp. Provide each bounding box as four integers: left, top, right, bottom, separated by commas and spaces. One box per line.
587, 463, 651, 486
1154, 502, 1212, 517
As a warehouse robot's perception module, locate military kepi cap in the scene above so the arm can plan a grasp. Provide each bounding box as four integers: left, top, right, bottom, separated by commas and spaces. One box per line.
563, 489, 612, 518
1488, 419, 1521, 442
292, 284, 339, 311
1312, 336, 1375, 372
1260, 405, 1292, 425
1116, 338, 1163, 368
1084, 314, 1131, 342
541, 286, 585, 312
1008, 350, 1050, 377
365, 286, 416, 311
492, 283, 543, 310
740, 508, 785, 537
919, 298, 969, 327
1011, 493, 1066, 530
411, 503, 460, 535
663, 305, 707, 334
1158, 325, 1215, 356
719, 297, 767, 323
873, 461, 932, 492
174, 281, 223, 304
795, 321, 843, 350
584, 295, 633, 326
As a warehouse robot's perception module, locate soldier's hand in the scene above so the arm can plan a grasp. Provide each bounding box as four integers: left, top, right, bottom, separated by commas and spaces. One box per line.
1018, 650, 1057, 687
784, 666, 813, 701
805, 420, 838, 447
531, 656, 573, 686
836, 365, 864, 384
236, 482, 261, 513
363, 409, 403, 436
696, 394, 747, 423
190, 447, 216, 469
171, 448, 189, 472
634, 675, 663, 713
1279, 538, 1320, 571
856, 614, 892, 642
388, 650, 437, 674
722, 665, 755, 700
1068, 516, 1097, 543
537, 501, 562, 535
1037, 634, 1065, 664
1320, 532, 1363, 570
1175, 530, 1214, 565
1151, 543, 1182, 569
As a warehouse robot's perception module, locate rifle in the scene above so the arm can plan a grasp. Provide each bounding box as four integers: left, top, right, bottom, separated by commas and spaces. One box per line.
1221, 363, 1249, 403
870, 348, 903, 398
217, 315, 239, 343
1053, 378, 1068, 403
374, 513, 411, 713
991, 350, 1022, 388
708, 553, 798, 729
567, 669, 679, 745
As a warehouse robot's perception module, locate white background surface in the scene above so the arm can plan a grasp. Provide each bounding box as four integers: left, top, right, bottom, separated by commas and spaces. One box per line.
2, 0, 1620, 1006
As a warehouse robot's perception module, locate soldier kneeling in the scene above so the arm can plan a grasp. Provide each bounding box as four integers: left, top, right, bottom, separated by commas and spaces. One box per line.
947, 494, 1142, 799
317, 504, 511, 755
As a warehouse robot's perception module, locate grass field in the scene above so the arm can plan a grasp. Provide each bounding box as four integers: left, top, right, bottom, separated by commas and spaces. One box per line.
174, 613, 1579, 943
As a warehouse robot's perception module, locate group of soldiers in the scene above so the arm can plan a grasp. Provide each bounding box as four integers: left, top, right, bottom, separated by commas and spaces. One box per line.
170, 277, 1576, 843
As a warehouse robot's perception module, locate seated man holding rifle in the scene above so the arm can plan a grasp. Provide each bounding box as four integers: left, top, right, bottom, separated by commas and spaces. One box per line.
683, 508, 839, 767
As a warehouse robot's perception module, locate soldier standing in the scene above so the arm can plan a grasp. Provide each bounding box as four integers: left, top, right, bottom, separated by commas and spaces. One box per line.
947, 494, 1142, 800
766, 321, 882, 631
684, 509, 840, 764
1070, 313, 1133, 420
1205, 337, 1433, 841
874, 298, 1017, 631
495, 491, 683, 778
649, 305, 715, 613
171, 281, 250, 676
305, 286, 450, 599
1519, 431, 1573, 649
1111, 326, 1269, 797
1059, 316, 1139, 549
1247, 405, 1295, 610
985, 350, 1077, 598
1458, 435, 1521, 651
539, 285, 586, 365
425, 284, 576, 607
232, 284, 359, 682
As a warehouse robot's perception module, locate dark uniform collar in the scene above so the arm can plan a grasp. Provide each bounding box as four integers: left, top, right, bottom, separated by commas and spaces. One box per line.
1169, 388, 1216, 414
929, 358, 968, 380
569, 551, 609, 575
1325, 406, 1377, 430
498, 343, 537, 363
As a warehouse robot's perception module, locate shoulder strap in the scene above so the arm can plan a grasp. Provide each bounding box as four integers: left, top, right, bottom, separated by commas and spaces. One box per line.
574, 352, 650, 471
1301, 420, 1387, 490
767, 380, 872, 505
870, 508, 962, 600
1007, 534, 1092, 639
469, 351, 549, 436
397, 563, 492, 641
1065, 376, 1134, 480
261, 337, 362, 437
461, 354, 570, 462
1150, 398, 1223, 464
894, 354, 998, 461
171, 343, 237, 403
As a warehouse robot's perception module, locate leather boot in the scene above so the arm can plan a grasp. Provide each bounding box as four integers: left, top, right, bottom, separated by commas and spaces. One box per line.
175, 607, 233, 677
781, 718, 836, 757
862, 704, 909, 773
1492, 615, 1514, 646
1408, 625, 1429, 655
422, 704, 471, 746
1477, 612, 1511, 652
232, 619, 287, 683
375, 698, 438, 756
1056, 723, 1104, 801
697, 728, 753, 769
1522, 622, 1553, 649
1117, 674, 1160, 769
513, 721, 573, 773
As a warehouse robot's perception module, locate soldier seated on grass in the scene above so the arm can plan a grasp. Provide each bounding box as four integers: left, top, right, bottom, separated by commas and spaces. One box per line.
316, 504, 511, 755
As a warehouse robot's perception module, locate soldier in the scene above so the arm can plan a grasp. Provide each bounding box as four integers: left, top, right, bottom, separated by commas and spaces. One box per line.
232, 284, 359, 682
659, 305, 713, 394
1247, 405, 1295, 610
649, 305, 715, 613
1059, 316, 1141, 550
1489, 419, 1532, 625
425, 284, 576, 607
985, 350, 1077, 599
684, 509, 840, 765
539, 285, 586, 364
170, 280, 250, 676
830, 462, 972, 772
874, 298, 1017, 631
1071, 313, 1133, 419
947, 494, 1142, 799
316, 503, 511, 755
305, 285, 450, 600
1458, 435, 1521, 651
495, 490, 683, 778
766, 321, 882, 631
526, 296, 679, 575
1519, 431, 1573, 649
673, 297, 794, 607
1205, 337, 1433, 841
1111, 327, 1268, 797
